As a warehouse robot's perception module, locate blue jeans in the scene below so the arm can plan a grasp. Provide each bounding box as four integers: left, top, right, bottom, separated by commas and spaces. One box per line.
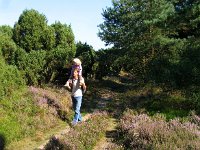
72, 96, 82, 123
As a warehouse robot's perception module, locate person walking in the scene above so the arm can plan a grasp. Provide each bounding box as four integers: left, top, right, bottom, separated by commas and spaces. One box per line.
64, 67, 86, 126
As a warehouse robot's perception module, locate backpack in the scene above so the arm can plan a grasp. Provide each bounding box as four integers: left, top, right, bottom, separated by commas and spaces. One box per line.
71, 77, 86, 94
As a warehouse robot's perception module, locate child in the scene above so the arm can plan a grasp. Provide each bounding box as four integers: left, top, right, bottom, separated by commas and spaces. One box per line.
70, 58, 82, 78
64, 58, 84, 89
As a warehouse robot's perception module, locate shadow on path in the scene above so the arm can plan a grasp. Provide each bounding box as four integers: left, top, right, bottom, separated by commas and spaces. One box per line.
0, 134, 5, 150
81, 77, 135, 114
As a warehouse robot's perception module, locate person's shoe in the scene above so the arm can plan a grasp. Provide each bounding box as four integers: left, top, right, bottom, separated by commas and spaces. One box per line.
71, 120, 77, 126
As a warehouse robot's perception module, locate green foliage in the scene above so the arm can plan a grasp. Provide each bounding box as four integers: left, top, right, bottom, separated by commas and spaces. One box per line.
42, 25, 56, 51
0, 25, 13, 38
14, 46, 75, 85
95, 48, 120, 79
0, 114, 22, 145
0, 35, 17, 65
0, 86, 70, 146
0, 25, 17, 65
0, 92, 38, 145
98, 0, 200, 87
176, 39, 200, 86
45, 47, 74, 83
0, 58, 25, 142
187, 90, 200, 114
13, 9, 55, 52
51, 21, 76, 51
98, 0, 179, 80
75, 42, 96, 78
173, 0, 200, 39
0, 56, 25, 100
16, 50, 46, 85
113, 80, 200, 119
0, 9, 76, 86
147, 41, 184, 85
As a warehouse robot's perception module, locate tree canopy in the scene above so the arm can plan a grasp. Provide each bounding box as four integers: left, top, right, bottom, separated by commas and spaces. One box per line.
98, 0, 200, 86
0, 9, 77, 85
13, 9, 55, 52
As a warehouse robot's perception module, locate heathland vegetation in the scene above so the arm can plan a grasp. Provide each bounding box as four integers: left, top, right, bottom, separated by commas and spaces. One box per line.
1, 0, 200, 149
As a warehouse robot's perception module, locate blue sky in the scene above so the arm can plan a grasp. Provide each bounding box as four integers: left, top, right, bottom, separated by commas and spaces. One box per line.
0, 0, 112, 50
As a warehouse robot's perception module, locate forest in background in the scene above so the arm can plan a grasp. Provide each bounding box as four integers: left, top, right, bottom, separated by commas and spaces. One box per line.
0, 0, 200, 149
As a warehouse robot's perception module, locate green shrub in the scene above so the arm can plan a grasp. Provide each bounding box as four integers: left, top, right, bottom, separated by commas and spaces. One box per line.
0, 114, 22, 145
0, 57, 25, 99
45, 47, 74, 82
0, 86, 71, 146
0, 35, 17, 65
16, 50, 46, 85
188, 92, 200, 114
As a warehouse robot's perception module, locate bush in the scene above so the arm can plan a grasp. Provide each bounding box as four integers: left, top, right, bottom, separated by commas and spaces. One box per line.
0, 86, 71, 147
14, 47, 74, 85
45, 111, 109, 150
0, 35, 17, 65
45, 47, 74, 83
118, 109, 200, 150
188, 92, 200, 114
0, 57, 25, 99
16, 50, 47, 85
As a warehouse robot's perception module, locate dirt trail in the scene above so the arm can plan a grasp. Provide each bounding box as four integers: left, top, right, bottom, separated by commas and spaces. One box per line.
92, 89, 122, 150
37, 127, 70, 150
37, 113, 92, 150
38, 84, 122, 150
93, 118, 118, 150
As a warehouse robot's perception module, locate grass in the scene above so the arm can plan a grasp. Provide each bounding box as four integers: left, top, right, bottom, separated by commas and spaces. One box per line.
6, 122, 67, 150
81, 76, 200, 150
82, 76, 198, 120
111, 81, 198, 119
94, 76, 200, 149
45, 111, 110, 150
0, 85, 72, 149
1, 74, 200, 149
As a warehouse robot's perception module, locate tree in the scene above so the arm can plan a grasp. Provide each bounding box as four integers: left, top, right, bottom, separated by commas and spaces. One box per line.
0, 35, 17, 65
0, 56, 25, 99
45, 46, 74, 83
13, 9, 55, 52
16, 50, 47, 85
98, 0, 185, 84
95, 47, 119, 79
44, 21, 76, 83
0, 25, 13, 38
174, 0, 200, 86
75, 42, 96, 78
0, 25, 17, 65
51, 21, 76, 51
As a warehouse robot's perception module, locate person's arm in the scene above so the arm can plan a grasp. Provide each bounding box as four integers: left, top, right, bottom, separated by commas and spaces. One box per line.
79, 77, 86, 92
64, 79, 72, 90
81, 82, 86, 93
81, 78, 86, 93
82, 82, 86, 90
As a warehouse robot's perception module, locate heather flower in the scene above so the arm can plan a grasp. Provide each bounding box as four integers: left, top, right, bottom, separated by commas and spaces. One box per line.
118, 109, 200, 150
47, 111, 109, 150
37, 96, 48, 106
